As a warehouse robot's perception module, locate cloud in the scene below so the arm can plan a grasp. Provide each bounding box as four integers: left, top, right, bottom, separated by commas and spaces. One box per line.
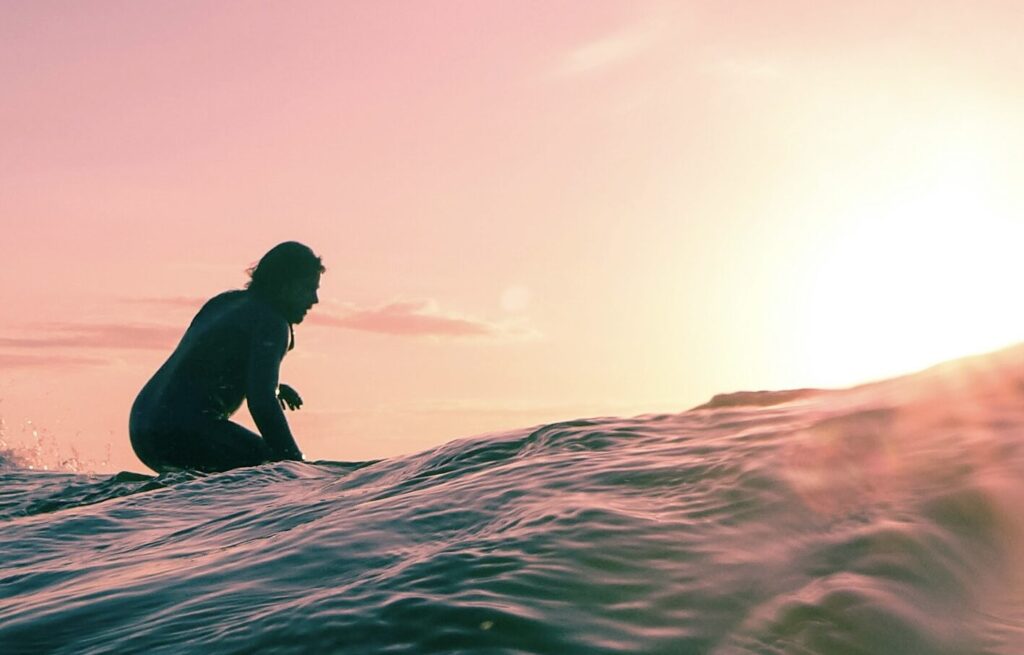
123, 295, 510, 337
310, 300, 537, 340
0, 295, 533, 373
0, 353, 109, 368
121, 296, 205, 309
555, 22, 664, 77
706, 57, 786, 82
0, 324, 181, 351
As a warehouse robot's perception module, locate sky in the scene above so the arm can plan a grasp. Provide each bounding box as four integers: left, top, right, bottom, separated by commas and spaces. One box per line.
4, 1, 1024, 472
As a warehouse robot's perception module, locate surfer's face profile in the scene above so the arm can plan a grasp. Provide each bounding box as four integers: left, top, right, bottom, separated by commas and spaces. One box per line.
279, 272, 321, 324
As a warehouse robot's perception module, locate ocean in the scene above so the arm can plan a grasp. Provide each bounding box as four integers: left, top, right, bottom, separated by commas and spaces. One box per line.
4, 346, 1024, 654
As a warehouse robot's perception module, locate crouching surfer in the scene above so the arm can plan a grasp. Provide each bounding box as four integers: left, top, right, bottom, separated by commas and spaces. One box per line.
130, 241, 324, 473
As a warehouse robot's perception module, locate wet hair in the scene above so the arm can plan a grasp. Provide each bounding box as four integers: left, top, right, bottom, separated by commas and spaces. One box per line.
246, 241, 325, 297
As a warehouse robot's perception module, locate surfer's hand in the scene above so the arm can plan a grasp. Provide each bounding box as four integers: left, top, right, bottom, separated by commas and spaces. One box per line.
277, 384, 303, 411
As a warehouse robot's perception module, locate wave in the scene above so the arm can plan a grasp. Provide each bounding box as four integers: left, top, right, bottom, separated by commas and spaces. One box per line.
4, 346, 1024, 653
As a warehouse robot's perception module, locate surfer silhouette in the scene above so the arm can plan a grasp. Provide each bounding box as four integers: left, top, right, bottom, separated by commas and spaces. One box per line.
129, 241, 324, 473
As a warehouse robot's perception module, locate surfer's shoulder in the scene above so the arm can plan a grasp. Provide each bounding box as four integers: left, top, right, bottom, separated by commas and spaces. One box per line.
196, 290, 288, 347
211, 289, 248, 306
193, 289, 248, 316
247, 293, 290, 346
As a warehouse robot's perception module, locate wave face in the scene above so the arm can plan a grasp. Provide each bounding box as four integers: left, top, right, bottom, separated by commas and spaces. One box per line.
6, 349, 1024, 654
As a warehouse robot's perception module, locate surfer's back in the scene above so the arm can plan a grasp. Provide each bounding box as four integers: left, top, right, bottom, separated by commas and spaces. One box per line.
131, 290, 279, 427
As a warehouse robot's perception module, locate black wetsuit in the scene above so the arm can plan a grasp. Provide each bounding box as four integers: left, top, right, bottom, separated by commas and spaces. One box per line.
129, 289, 302, 473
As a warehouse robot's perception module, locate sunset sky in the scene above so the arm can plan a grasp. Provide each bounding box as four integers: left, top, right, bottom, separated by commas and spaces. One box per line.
4, 1, 1024, 471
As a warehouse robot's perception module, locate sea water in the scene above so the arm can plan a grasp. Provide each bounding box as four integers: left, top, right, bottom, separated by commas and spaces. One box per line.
5, 347, 1024, 654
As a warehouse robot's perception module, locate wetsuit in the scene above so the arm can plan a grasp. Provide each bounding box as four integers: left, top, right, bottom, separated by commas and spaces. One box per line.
129, 289, 303, 473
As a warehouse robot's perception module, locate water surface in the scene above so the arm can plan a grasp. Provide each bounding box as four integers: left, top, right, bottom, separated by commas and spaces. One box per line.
5, 347, 1024, 653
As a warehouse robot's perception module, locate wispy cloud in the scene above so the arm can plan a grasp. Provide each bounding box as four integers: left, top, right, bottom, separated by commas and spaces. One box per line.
0, 324, 181, 351
706, 57, 786, 82
704, 55, 790, 86
0, 353, 109, 368
554, 21, 665, 77
310, 300, 537, 340
121, 296, 204, 309
115, 296, 539, 341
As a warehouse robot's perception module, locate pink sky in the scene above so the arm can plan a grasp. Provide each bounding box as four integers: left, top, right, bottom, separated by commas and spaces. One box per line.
4, 2, 1024, 472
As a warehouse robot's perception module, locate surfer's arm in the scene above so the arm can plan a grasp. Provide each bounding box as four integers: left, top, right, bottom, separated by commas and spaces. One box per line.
246, 316, 303, 461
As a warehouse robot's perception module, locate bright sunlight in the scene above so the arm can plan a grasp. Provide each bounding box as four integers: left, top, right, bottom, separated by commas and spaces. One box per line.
795, 136, 1024, 387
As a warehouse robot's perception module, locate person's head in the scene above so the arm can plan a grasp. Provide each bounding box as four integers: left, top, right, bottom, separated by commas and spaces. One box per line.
246, 241, 325, 324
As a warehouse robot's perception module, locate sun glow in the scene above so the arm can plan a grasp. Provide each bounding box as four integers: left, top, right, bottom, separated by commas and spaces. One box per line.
794, 142, 1024, 387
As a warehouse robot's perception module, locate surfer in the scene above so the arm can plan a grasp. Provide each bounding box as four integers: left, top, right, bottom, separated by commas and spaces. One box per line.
129, 241, 324, 473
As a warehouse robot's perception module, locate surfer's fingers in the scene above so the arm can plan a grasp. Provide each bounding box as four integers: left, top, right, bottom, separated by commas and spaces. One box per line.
276, 384, 302, 410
